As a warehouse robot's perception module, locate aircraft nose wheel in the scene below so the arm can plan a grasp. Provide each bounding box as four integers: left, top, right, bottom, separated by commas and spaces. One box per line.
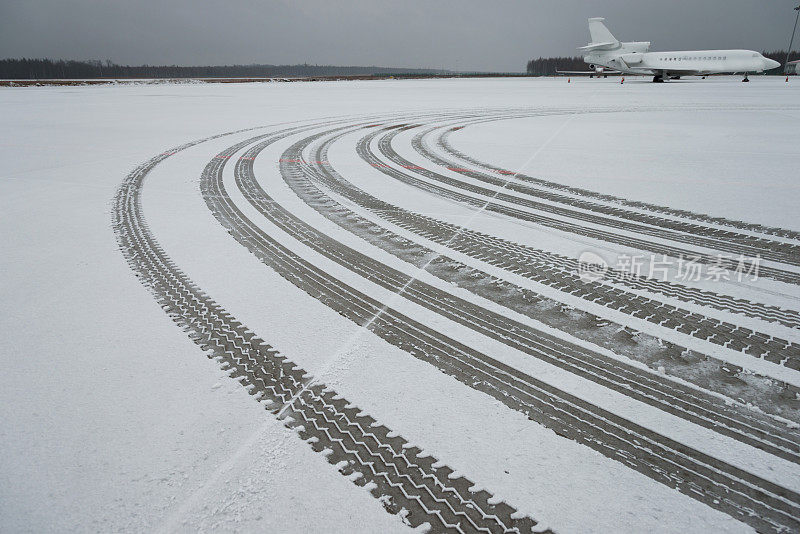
742, 74, 750, 82
652, 75, 664, 83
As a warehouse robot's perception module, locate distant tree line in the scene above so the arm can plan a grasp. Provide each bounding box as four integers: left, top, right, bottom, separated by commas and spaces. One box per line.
0, 58, 447, 79
526, 56, 585, 75
527, 51, 800, 75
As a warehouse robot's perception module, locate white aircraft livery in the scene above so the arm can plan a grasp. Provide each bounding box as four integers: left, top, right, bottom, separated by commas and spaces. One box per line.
580, 17, 780, 82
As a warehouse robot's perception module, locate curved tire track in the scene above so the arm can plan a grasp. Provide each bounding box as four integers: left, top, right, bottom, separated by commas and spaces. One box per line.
435, 115, 800, 243
360, 123, 800, 285
346, 124, 800, 370
113, 126, 545, 534
195, 121, 800, 533
274, 121, 800, 456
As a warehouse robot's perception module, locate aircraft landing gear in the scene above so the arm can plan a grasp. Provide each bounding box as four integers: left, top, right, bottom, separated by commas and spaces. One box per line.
652, 75, 664, 83
742, 74, 750, 82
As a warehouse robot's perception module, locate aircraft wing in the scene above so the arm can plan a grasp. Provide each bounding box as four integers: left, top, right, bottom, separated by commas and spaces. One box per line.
556, 69, 622, 75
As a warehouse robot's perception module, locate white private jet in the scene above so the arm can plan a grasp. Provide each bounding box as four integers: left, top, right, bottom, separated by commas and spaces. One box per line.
576, 18, 780, 82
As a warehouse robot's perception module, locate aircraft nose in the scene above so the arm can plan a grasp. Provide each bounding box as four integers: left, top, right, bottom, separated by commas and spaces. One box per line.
765, 58, 781, 70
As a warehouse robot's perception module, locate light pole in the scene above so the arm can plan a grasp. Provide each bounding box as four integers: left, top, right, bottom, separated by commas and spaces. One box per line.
785, 4, 800, 74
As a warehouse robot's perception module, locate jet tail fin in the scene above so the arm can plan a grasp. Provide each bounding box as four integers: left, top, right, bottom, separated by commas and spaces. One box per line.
588, 18, 618, 46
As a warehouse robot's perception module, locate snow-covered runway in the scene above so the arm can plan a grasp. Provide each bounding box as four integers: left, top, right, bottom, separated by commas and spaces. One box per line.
2, 77, 799, 533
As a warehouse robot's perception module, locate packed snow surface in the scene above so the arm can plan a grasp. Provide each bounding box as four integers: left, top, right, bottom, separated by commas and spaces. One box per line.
2, 76, 799, 533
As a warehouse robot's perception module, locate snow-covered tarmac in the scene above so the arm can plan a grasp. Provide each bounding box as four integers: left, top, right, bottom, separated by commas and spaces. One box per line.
2, 76, 799, 533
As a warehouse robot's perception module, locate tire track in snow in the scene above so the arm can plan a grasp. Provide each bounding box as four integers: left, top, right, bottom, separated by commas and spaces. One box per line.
113, 125, 546, 534
361, 125, 800, 286
197, 121, 800, 533
379, 127, 800, 266
276, 121, 800, 459
435, 114, 800, 243
353, 124, 800, 371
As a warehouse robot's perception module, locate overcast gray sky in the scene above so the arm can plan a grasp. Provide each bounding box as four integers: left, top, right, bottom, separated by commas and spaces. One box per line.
1, 1, 797, 71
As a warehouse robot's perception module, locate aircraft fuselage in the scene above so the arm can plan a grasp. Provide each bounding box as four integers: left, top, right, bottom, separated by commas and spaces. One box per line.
580, 18, 781, 79
586, 49, 780, 76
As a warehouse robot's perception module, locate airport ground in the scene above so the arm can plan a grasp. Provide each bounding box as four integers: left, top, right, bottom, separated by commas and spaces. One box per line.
2, 76, 799, 533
